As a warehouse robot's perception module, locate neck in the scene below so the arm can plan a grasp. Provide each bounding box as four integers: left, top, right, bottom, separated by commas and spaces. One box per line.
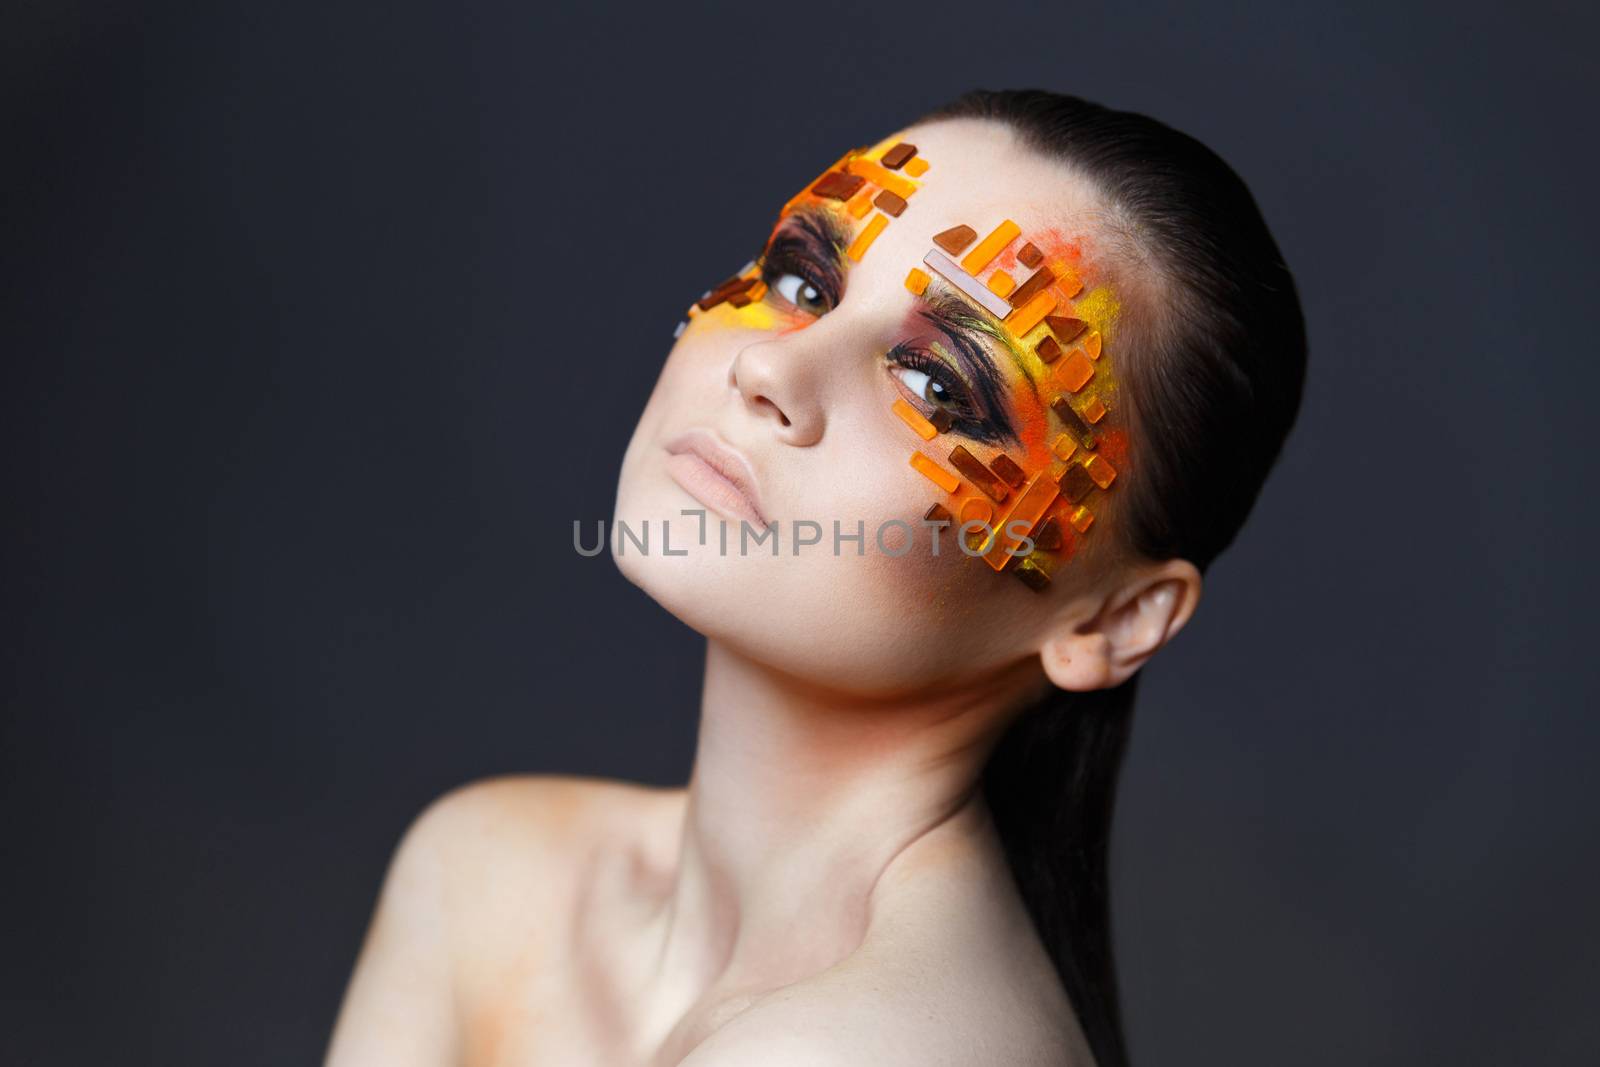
651, 638, 1045, 1001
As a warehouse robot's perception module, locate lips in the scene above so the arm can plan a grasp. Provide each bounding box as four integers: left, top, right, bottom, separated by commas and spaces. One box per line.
662, 429, 768, 527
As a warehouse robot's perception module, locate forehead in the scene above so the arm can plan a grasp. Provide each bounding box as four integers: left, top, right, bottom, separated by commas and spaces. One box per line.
788, 119, 1107, 278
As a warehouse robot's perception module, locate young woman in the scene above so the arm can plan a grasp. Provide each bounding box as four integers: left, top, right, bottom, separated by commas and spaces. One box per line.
326, 89, 1306, 1067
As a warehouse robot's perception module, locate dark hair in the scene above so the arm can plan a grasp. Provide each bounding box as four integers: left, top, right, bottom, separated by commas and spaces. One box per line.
917, 90, 1308, 1066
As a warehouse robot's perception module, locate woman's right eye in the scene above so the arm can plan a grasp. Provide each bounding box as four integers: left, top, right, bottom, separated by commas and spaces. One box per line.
771, 272, 832, 316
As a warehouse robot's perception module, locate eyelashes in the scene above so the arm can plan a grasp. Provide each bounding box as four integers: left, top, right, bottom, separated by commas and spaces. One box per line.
758, 212, 847, 311
887, 342, 1013, 446
888, 343, 978, 422
915, 314, 1019, 445
759, 240, 839, 312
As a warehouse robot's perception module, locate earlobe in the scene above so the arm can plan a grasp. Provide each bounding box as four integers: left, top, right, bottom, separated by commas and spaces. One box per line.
1039, 628, 1114, 692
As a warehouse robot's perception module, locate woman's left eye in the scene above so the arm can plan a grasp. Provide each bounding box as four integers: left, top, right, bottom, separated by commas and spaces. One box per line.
771, 272, 832, 315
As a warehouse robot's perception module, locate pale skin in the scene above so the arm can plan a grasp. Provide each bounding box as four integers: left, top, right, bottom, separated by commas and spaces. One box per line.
326, 119, 1203, 1067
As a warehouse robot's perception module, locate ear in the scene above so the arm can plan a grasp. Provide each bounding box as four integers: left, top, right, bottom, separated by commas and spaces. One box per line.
1038, 559, 1202, 691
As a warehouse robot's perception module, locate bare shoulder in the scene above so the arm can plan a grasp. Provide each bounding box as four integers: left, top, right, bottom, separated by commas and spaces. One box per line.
400, 772, 677, 868
679, 803, 1097, 1067
404, 772, 683, 951
411, 770, 679, 835
326, 773, 682, 1067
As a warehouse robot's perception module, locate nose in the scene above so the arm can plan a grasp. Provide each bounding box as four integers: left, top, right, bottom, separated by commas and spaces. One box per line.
728, 329, 829, 447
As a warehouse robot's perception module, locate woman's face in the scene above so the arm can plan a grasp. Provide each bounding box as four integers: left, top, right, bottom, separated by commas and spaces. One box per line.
612, 118, 1133, 697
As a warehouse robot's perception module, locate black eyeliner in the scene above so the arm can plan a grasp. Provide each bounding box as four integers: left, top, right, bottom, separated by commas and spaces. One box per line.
918, 311, 1020, 445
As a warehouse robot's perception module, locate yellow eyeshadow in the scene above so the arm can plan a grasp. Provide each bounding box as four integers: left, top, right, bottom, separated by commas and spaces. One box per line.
1073, 287, 1121, 337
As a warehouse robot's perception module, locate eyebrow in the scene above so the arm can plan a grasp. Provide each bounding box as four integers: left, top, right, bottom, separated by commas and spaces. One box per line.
918, 281, 1038, 389
771, 203, 852, 264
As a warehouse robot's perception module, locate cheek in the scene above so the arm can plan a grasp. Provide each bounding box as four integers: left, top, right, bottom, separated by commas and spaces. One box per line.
804, 405, 1009, 598
645, 303, 814, 405
614, 354, 1052, 694
631, 328, 743, 433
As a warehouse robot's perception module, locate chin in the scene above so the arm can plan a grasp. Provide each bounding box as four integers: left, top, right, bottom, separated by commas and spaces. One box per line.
608, 484, 778, 643
608, 429, 1053, 694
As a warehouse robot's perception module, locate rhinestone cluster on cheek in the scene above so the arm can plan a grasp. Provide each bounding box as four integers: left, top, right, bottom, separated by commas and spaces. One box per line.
898, 217, 1124, 593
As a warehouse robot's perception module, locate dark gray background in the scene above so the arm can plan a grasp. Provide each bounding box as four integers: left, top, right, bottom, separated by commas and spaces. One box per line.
4, 1, 1596, 1064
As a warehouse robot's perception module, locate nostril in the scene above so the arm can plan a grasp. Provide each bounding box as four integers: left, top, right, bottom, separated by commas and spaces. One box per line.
753, 395, 790, 427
